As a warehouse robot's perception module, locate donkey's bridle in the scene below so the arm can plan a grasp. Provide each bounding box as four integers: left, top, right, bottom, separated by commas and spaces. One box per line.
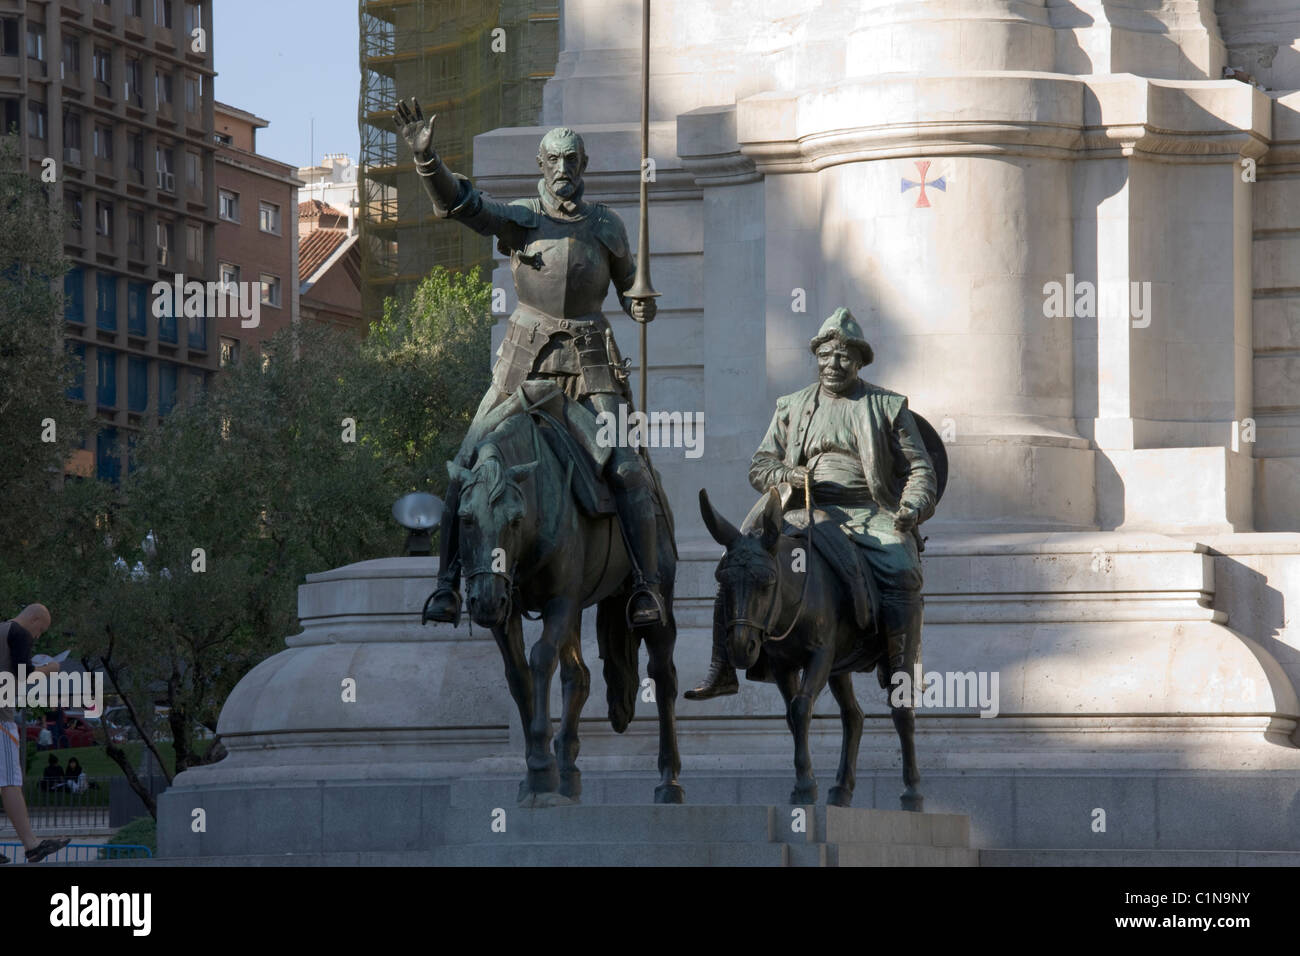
723, 473, 814, 643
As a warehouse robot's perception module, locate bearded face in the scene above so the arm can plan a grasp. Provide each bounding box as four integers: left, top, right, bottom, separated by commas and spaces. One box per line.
538, 142, 586, 200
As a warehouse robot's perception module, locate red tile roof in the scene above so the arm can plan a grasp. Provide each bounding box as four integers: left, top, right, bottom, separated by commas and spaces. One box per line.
299, 198, 345, 220
299, 229, 349, 283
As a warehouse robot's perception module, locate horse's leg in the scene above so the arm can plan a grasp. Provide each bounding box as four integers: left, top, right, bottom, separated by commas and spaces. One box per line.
827, 670, 863, 808
554, 622, 590, 801
892, 699, 923, 812
522, 598, 579, 805
645, 593, 683, 804
490, 613, 537, 804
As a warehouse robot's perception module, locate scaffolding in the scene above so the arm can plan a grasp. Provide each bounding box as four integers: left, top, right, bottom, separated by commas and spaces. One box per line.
358, 0, 560, 320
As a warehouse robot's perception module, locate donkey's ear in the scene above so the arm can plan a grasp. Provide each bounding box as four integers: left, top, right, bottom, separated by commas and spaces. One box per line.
699, 489, 740, 548
759, 486, 783, 553
446, 461, 474, 485
506, 460, 539, 484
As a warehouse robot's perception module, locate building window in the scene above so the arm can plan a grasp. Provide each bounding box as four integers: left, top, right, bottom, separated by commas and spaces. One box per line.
156, 146, 174, 192
127, 356, 149, 413
220, 336, 239, 367
0, 18, 18, 57
96, 273, 117, 330
260, 273, 281, 308
96, 349, 117, 407
95, 200, 113, 237
26, 23, 45, 61
258, 201, 281, 235
127, 209, 144, 254
129, 0, 144, 18
64, 268, 85, 323
186, 151, 202, 192
156, 0, 173, 29
125, 58, 142, 107
67, 342, 86, 401
186, 222, 202, 265
96, 427, 120, 484
158, 362, 177, 414
94, 124, 113, 159
63, 111, 82, 162
185, 2, 203, 37
219, 261, 239, 290
155, 70, 173, 108
213, 131, 231, 146
185, 75, 200, 113
67, 190, 83, 231
0, 98, 17, 135
93, 47, 111, 93
126, 133, 143, 182
158, 306, 177, 344
26, 102, 46, 140
62, 36, 80, 77
127, 281, 149, 336
187, 311, 206, 350
156, 220, 174, 267
218, 189, 239, 222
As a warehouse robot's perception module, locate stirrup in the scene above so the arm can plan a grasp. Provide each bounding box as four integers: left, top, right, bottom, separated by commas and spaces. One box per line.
626, 583, 666, 629
422, 585, 462, 626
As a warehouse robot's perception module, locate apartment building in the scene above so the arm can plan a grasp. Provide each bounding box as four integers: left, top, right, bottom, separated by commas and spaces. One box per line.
0, 0, 216, 482
212, 100, 300, 367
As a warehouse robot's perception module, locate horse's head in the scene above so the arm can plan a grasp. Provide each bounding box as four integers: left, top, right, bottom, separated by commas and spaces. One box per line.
699, 487, 784, 670
450, 447, 538, 628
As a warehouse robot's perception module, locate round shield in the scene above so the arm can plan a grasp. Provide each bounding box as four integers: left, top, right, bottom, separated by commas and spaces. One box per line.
909, 412, 949, 505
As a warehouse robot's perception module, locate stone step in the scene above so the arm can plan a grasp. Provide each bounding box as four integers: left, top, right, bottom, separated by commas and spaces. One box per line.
438, 804, 971, 848
981, 849, 1300, 866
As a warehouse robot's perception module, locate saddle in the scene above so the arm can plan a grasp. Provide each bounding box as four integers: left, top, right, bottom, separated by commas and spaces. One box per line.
489, 382, 677, 549
740, 489, 880, 635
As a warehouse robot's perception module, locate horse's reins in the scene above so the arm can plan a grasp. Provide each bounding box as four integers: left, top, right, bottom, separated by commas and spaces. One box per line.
727, 471, 814, 642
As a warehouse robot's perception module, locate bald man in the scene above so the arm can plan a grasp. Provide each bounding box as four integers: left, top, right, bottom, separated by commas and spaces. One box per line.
0, 604, 70, 864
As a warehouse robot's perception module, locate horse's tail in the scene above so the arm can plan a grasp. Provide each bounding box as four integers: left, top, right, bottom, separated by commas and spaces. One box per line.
596, 592, 640, 733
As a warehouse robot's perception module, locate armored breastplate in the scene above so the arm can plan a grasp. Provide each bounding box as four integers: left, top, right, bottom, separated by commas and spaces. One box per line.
511, 214, 612, 321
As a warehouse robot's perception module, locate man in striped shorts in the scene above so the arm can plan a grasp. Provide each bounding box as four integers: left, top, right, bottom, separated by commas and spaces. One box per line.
1, 604, 70, 864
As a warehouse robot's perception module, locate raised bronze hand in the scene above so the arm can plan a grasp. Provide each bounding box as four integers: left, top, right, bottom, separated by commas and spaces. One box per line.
393, 97, 438, 165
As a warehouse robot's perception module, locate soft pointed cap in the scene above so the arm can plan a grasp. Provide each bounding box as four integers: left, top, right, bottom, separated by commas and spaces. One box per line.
809, 307, 873, 366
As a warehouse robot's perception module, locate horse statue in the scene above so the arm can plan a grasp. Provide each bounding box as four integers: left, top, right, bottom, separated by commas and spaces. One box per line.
446, 397, 683, 807
698, 485, 923, 811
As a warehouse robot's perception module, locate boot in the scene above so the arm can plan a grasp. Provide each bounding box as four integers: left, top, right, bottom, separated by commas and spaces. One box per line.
616, 484, 666, 627
684, 594, 738, 699
422, 479, 463, 626
875, 596, 923, 691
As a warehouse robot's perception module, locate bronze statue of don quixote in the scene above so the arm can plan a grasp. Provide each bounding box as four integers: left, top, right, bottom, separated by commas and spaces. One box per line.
396, 0, 946, 812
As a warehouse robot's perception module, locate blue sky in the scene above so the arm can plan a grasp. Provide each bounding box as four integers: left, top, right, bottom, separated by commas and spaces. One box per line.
213, 0, 362, 169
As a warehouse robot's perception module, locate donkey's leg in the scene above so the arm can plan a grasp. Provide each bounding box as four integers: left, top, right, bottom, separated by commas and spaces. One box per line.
773, 665, 814, 805
788, 648, 835, 806
827, 671, 863, 808
490, 613, 538, 804
554, 623, 590, 801
522, 598, 579, 803
645, 608, 683, 804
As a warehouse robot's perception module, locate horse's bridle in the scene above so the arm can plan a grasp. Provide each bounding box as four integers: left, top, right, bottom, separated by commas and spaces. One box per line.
722, 473, 814, 643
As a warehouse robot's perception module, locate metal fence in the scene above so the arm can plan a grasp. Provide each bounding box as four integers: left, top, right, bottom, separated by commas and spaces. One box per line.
3, 775, 112, 830
0, 842, 152, 863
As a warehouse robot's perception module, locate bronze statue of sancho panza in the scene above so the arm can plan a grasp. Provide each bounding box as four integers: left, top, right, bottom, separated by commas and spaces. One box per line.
393, 98, 667, 628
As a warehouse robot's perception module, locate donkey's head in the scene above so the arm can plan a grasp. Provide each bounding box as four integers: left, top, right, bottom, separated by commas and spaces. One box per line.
450, 447, 538, 628
699, 487, 784, 670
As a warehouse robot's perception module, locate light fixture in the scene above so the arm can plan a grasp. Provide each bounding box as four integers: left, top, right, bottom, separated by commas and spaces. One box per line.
391, 492, 443, 557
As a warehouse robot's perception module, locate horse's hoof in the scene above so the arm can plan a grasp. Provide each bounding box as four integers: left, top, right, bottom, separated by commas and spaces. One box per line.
527, 765, 559, 795
900, 788, 924, 813
827, 785, 853, 808
790, 784, 818, 805
518, 791, 576, 809
654, 783, 685, 804
559, 770, 582, 800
